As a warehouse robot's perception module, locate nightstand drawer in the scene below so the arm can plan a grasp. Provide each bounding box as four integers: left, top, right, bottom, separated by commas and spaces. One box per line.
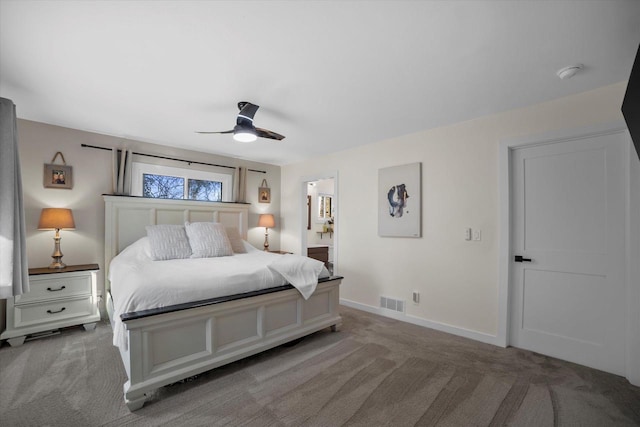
16, 275, 91, 305
307, 246, 329, 265
13, 296, 95, 329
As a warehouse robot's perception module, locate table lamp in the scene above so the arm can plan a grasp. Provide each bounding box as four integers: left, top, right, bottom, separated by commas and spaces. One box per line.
258, 214, 275, 251
38, 208, 75, 269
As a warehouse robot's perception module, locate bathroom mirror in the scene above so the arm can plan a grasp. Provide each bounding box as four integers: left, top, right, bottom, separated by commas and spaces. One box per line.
318, 194, 333, 221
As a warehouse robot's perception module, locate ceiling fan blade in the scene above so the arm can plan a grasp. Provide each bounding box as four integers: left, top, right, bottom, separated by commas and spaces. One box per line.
256, 127, 285, 140
196, 102, 283, 141
237, 102, 260, 127
195, 130, 234, 134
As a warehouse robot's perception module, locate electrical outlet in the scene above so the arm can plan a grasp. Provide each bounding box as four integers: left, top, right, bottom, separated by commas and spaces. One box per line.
412, 291, 420, 304
472, 229, 482, 241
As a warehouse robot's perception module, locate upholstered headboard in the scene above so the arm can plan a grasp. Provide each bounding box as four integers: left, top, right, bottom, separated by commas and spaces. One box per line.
103, 195, 250, 289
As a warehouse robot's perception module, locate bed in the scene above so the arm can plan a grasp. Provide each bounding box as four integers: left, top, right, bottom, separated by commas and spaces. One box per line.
104, 195, 343, 411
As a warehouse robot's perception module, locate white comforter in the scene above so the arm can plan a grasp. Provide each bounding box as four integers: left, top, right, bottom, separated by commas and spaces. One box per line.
108, 237, 327, 349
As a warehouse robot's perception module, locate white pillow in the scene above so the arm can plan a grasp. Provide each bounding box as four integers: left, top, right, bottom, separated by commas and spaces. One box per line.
243, 240, 259, 252
185, 222, 234, 258
145, 224, 192, 261
225, 227, 247, 254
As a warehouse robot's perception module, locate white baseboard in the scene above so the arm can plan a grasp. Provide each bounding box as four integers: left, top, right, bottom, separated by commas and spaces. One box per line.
339, 298, 503, 347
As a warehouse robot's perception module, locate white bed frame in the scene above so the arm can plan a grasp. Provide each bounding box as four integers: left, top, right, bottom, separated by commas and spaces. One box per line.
104, 196, 342, 411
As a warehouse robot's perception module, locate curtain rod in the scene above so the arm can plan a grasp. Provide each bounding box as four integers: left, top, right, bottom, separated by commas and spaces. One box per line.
80, 143, 266, 174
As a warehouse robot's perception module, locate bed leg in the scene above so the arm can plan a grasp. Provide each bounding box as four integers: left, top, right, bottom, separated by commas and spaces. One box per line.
330, 323, 341, 332
125, 394, 147, 411
7, 336, 26, 347
124, 382, 147, 411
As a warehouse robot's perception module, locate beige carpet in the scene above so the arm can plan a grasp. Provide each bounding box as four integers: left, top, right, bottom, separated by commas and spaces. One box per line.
1, 306, 638, 426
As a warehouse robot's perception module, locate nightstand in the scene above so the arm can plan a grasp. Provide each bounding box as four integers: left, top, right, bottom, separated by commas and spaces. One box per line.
0, 264, 101, 347
307, 245, 329, 268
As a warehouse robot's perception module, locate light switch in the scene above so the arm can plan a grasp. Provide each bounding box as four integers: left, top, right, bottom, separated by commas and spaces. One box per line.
465, 228, 472, 241
473, 229, 482, 241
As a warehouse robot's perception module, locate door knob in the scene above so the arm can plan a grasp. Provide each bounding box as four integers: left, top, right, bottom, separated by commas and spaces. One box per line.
514, 255, 532, 262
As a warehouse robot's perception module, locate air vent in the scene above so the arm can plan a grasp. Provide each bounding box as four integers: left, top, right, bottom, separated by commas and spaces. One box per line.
380, 296, 405, 313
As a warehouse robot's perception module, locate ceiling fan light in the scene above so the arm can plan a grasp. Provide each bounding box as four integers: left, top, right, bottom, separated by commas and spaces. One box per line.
233, 129, 257, 143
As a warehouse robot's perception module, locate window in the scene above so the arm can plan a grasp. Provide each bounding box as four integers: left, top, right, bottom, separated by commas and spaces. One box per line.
143, 174, 184, 199
187, 179, 223, 202
132, 163, 233, 202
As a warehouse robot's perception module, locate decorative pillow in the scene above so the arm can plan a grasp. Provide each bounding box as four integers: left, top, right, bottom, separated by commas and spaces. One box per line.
145, 224, 192, 261
185, 222, 234, 258
226, 227, 247, 254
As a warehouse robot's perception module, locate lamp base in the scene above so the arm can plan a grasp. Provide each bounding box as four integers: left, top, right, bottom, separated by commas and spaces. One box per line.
49, 235, 66, 269
263, 230, 270, 251
48, 258, 66, 269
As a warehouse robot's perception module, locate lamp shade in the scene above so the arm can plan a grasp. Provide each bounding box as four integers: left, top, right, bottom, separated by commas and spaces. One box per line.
38, 208, 75, 230
258, 214, 275, 228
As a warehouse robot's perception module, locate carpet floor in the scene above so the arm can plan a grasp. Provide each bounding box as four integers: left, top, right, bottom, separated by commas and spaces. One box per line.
1, 305, 639, 426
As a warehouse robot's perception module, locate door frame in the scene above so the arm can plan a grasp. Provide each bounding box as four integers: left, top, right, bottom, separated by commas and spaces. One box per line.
497, 121, 639, 385
300, 171, 339, 275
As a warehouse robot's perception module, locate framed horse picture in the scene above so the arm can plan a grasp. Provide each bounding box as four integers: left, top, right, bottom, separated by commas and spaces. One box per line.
378, 162, 421, 237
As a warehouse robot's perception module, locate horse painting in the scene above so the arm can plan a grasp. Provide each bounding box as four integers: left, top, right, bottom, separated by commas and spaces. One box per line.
387, 183, 409, 218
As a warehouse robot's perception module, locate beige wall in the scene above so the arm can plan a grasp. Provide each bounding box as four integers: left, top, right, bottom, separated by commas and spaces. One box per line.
280, 82, 635, 338
13, 119, 281, 311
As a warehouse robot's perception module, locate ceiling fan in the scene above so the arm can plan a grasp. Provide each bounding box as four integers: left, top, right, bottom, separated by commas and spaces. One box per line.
196, 101, 285, 142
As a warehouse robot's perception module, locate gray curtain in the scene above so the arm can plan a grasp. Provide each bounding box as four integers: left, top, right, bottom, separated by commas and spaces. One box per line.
234, 167, 247, 203
111, 148, 132, 195
0, 98, 29, 298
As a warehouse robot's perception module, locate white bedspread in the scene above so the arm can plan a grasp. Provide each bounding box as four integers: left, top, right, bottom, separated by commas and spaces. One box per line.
108, 237, 328, 349
267, 255, 325, 299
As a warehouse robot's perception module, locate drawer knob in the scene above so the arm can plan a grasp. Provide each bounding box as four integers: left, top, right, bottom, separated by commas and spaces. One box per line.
46, 307, 66, 314
47, 285, 66, 292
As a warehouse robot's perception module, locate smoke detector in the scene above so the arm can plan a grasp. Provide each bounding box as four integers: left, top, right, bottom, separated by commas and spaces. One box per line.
557, 64, 583, 80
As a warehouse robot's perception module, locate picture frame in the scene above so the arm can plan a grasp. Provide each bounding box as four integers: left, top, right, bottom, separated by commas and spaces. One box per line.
258, 179, 271, 203
378, 162, 421, 237
43, 164, 73, 189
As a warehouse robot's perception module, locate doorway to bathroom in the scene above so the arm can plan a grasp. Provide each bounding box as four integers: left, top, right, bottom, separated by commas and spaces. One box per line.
301, 174, 337, 275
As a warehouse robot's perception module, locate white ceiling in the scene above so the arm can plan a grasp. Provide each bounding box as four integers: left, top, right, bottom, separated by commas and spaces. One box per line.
1, 1, 639, 166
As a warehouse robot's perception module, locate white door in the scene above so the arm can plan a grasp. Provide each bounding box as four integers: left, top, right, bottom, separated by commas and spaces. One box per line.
510, 129, 627, 375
